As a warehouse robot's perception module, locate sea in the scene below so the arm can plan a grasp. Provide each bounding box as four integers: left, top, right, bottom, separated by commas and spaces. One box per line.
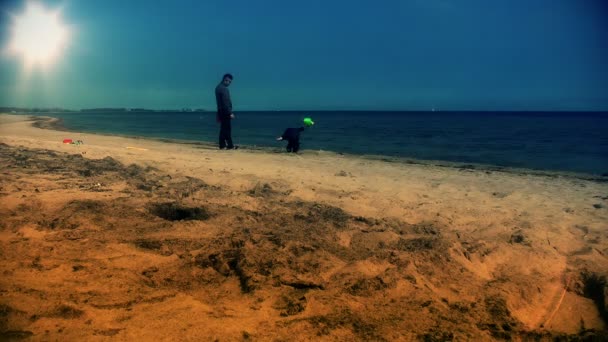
23, 111, 608, 176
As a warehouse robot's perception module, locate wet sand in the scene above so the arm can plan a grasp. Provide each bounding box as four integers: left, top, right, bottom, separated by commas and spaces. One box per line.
1, 114, 607, 340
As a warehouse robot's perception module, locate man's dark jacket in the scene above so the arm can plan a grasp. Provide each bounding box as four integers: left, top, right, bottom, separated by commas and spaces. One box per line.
215, 83, 232, 122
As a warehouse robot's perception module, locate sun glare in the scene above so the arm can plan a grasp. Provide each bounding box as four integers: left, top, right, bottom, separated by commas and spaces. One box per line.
6, 1, 70, 70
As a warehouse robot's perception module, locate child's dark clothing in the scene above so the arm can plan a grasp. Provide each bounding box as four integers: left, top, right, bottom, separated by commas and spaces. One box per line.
281, 127, 305, 153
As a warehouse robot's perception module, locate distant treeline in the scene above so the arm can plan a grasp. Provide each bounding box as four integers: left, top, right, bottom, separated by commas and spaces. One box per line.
81, 108, 207, 112
1, 107, 208, 113
1, 107, 77, 113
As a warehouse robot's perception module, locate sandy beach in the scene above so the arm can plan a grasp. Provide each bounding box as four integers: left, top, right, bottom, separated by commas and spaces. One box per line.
0, 114, 607, 340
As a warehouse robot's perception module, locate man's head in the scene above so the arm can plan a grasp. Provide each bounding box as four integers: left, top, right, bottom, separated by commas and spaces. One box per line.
222, 73, 233, 86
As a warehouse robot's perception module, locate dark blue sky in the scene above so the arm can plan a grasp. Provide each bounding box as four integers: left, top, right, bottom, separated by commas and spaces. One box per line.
1, 0, 607, 110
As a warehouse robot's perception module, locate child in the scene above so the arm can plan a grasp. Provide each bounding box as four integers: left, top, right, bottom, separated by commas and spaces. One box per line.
276, 127, 305, 153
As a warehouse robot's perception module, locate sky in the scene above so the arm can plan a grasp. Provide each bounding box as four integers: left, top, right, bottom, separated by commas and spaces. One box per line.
0, 0, 607, 111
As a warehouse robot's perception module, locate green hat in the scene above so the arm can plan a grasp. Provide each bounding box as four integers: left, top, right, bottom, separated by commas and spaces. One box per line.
303, 117, 314, 126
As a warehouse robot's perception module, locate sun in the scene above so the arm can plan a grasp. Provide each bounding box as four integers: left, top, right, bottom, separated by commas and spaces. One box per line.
5, 1, 71, 70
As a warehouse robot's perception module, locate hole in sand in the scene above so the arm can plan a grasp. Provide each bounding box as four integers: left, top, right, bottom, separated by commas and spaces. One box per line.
148, 202, 210, 221
581, 272, 608, 324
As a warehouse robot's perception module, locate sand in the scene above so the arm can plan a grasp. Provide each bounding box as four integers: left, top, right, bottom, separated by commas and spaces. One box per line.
0, 114, 607, 341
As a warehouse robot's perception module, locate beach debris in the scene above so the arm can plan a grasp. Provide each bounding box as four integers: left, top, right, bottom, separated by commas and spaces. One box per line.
593, 203, 604, 209
62, 139, 84, 145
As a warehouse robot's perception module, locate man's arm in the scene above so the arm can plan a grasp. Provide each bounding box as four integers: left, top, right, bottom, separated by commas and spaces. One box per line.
221, 87, 232, 113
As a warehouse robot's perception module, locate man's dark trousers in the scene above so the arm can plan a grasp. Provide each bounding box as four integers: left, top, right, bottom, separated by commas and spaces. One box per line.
219, 118, 234, 149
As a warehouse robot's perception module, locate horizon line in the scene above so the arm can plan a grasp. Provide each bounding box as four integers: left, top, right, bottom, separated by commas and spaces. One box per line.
2, 107, 608, 113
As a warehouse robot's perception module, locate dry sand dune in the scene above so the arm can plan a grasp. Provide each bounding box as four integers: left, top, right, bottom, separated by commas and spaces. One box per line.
1, 114, 607, 341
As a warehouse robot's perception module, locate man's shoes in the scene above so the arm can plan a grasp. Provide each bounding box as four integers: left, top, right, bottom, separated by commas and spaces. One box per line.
226, 146, 239, 150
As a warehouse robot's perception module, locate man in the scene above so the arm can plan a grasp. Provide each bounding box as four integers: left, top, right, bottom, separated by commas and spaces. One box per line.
215, 73, 237, 149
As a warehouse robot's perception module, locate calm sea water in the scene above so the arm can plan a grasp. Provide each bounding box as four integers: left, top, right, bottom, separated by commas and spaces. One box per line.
27, 111, 608, 175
